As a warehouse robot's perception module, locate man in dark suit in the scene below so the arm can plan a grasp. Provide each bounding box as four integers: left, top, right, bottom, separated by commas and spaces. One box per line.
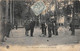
24, 20, 31, 36
24, 20, 35, 37
41, 22, 47, 36
1, 20, 6, 42
30, 20, 35, 37
69, 21, 75, 35
5, 21, 13, 38
47, 17, 58, 37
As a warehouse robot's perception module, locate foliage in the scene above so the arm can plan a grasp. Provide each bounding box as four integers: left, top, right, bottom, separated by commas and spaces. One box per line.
14, 1, 27, 19
1, 1, 6, 15
63, 1, 80, 15
73, 1, 80, 13
63, 5, 72, 15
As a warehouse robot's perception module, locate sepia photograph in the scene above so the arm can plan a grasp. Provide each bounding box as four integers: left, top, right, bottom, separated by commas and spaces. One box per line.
0, 0, 80, 51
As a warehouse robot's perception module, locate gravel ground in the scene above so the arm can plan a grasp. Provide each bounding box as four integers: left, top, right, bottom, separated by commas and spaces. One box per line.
0, 27, 80, 51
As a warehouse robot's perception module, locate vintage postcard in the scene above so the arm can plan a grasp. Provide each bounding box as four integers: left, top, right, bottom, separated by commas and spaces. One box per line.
0, 0, 80, 51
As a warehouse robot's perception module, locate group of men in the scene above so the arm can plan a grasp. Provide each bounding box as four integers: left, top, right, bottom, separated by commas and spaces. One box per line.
1, 16, 76, 42
41, 17, 58, 38
24, 17, 58, 38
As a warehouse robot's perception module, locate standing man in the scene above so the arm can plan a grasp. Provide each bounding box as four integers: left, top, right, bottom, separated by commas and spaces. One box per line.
14, 20, 18, 30
30, 20, 35, 37
24, 20, 31, 36
47, 17, 58, 38
69, 21, 75, 35
5, 21, 12, 38
41, 22, 47, 36
1, 18, 6, 42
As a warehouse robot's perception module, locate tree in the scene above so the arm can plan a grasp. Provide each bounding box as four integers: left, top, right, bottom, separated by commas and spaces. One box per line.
0, 0, 2, 42
14, 1, 27, 19
63, 5, 72, 15
73, 1, 80, 13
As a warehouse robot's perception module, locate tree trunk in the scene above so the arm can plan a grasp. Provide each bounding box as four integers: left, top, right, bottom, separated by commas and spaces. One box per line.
0, 0, 3, 42
10, 0, 12, 23
5, 0, 9, 22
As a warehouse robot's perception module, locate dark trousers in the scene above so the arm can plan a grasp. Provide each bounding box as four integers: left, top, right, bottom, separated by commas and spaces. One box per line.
48, 27, 58, 37
54, 26, 58, 35
42, 27, 44, 34
42, 27, 46, 35
25, 30, 29, 36
30, 28, 34, 36
6, 30, 11, 37
48, 27, 54, 37
2, 33, 6, 42
44, 28, 46, 35
16, 25, 18, 30
55, 29, 58, 35
70, 25, 75, 35
71, 27, 75, 35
